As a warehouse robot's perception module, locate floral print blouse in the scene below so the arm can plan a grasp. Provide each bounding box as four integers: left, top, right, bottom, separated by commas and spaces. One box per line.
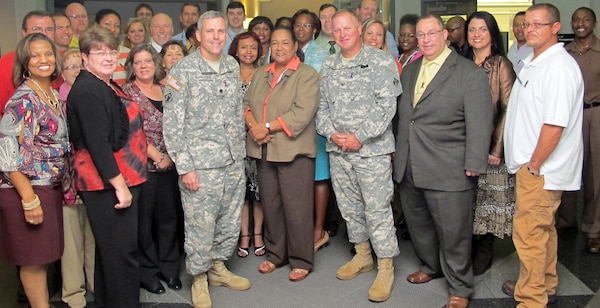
122, 81, 167, 172
0, 84, 69, 187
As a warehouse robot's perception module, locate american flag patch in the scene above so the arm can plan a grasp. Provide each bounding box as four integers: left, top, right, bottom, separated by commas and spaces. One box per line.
167, 76, 184, 91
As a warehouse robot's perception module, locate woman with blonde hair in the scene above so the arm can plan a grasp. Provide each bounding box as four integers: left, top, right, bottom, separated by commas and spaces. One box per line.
123, 18, 149, 49
362, 18, 402, 74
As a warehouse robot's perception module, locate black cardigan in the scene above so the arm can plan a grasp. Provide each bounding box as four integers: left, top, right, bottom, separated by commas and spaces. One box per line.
67, 70, 129, 181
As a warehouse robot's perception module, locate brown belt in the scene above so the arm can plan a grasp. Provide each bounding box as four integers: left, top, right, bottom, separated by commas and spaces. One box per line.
584, 102, 600, 109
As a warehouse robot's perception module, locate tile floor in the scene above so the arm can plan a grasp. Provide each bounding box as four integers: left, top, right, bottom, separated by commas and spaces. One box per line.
1, 224, 599, 307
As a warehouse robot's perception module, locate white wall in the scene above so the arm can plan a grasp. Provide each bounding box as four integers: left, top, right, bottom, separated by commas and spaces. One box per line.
548, 0, 592, 33
393, 0, 598, 35
393, 1, 422, 35
0, 0, 46, 55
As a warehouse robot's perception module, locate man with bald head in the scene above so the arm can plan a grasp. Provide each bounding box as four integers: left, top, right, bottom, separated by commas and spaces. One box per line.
150, 13, 174, 52
355, 0, 399, 57
0, 11, 56, 115
65, 2, 88, 48
445, 16, 466, 55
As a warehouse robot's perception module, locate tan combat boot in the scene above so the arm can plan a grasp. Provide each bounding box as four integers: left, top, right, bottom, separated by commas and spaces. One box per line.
368, 258, 395, 302
207, 260, 251, 290
191, 273, 211, 308
336, 241, 375, 280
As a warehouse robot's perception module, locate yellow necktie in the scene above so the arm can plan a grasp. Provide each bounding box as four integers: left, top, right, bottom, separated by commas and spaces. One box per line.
413, 61, 433, 106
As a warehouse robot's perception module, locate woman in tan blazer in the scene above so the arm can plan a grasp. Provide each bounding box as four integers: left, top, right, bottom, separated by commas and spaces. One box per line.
243, 26, 320, 282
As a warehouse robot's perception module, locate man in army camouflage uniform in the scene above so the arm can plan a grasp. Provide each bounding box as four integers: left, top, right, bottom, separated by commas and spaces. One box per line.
162, 10, 249, 308
315, 10, 401, 303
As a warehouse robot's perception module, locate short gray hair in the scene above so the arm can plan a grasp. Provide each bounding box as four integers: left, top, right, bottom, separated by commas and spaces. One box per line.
197, 10, 227, 32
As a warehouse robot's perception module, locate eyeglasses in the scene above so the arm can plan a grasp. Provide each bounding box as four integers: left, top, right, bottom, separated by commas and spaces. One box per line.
520, 22, 552, 29
63, 64, 83, 71
69, 14, 87, 20
398, 33, 416, 39
88, 50, 120, 58
29, 26, 55, 33
294, 23, 313, 29
416, 29, 444, 39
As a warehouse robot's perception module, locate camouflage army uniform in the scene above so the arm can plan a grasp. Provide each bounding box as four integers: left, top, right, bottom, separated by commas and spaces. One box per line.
316, 44, 402, 258
162, 51, 246, 275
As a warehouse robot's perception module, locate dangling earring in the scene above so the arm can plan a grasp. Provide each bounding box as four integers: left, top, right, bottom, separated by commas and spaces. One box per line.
22, 70, 30, 79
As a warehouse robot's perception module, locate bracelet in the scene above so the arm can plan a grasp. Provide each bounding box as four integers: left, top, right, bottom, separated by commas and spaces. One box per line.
153, 153, 165, 166
22, 194, 41, 211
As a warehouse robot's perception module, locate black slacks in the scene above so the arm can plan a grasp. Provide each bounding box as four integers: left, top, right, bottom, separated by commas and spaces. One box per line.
81, 186, 140, 308
138, 169, 183, 283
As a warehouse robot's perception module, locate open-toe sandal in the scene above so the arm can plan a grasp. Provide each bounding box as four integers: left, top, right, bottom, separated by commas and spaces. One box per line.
253, 233, 266, 256
289, 268, 309, 282
258, 260, 276, 274
237, 234, 250, 258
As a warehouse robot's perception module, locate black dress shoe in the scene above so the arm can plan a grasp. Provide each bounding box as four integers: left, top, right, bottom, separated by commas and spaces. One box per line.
164, 277, 182, 290
586, 238, 600, 253
160, 274, 182, 290
141, 280, 166, 294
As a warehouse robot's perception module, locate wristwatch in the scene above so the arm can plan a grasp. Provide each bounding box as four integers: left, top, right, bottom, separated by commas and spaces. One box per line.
527, 164, 540, 176
265, 121, 271, 134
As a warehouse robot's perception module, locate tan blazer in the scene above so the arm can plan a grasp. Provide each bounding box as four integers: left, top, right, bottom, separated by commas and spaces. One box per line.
243, 60, 320, 162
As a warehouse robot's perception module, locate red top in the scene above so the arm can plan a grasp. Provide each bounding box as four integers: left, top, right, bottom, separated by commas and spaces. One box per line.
0, 52, 16, 115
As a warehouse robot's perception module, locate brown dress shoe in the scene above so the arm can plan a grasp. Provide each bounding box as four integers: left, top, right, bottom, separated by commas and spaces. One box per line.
447, 295, 468, 308
406, 271, 436, 284
502, 279, 557, 304
586, 238, 600, 253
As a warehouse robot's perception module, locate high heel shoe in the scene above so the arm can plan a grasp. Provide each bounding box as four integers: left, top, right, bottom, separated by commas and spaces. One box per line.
253, 233, 266, 256
237, 234, 250, 258
314, 231, 330, 252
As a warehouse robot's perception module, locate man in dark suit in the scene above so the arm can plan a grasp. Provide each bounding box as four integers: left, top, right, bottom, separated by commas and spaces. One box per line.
393, 14, 493, 308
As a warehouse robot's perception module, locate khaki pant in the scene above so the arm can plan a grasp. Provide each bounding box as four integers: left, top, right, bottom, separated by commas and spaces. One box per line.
61, 204, 95, 307
513, 166, 562, 308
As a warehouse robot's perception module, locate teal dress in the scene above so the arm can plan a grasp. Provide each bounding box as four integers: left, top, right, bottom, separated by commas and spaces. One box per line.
304, 40, 331, 181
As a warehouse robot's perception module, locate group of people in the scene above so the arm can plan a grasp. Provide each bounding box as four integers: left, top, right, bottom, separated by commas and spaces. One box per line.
0, 1, 596, 308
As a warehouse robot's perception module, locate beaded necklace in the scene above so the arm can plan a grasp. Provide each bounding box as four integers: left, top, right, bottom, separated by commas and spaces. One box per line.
27, 77, 59, 109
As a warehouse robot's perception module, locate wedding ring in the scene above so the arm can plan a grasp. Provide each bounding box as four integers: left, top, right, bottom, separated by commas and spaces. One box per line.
29, 220, 34, 223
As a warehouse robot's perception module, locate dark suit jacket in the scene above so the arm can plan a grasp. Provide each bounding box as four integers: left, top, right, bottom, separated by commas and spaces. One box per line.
393, 50, 493, 191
